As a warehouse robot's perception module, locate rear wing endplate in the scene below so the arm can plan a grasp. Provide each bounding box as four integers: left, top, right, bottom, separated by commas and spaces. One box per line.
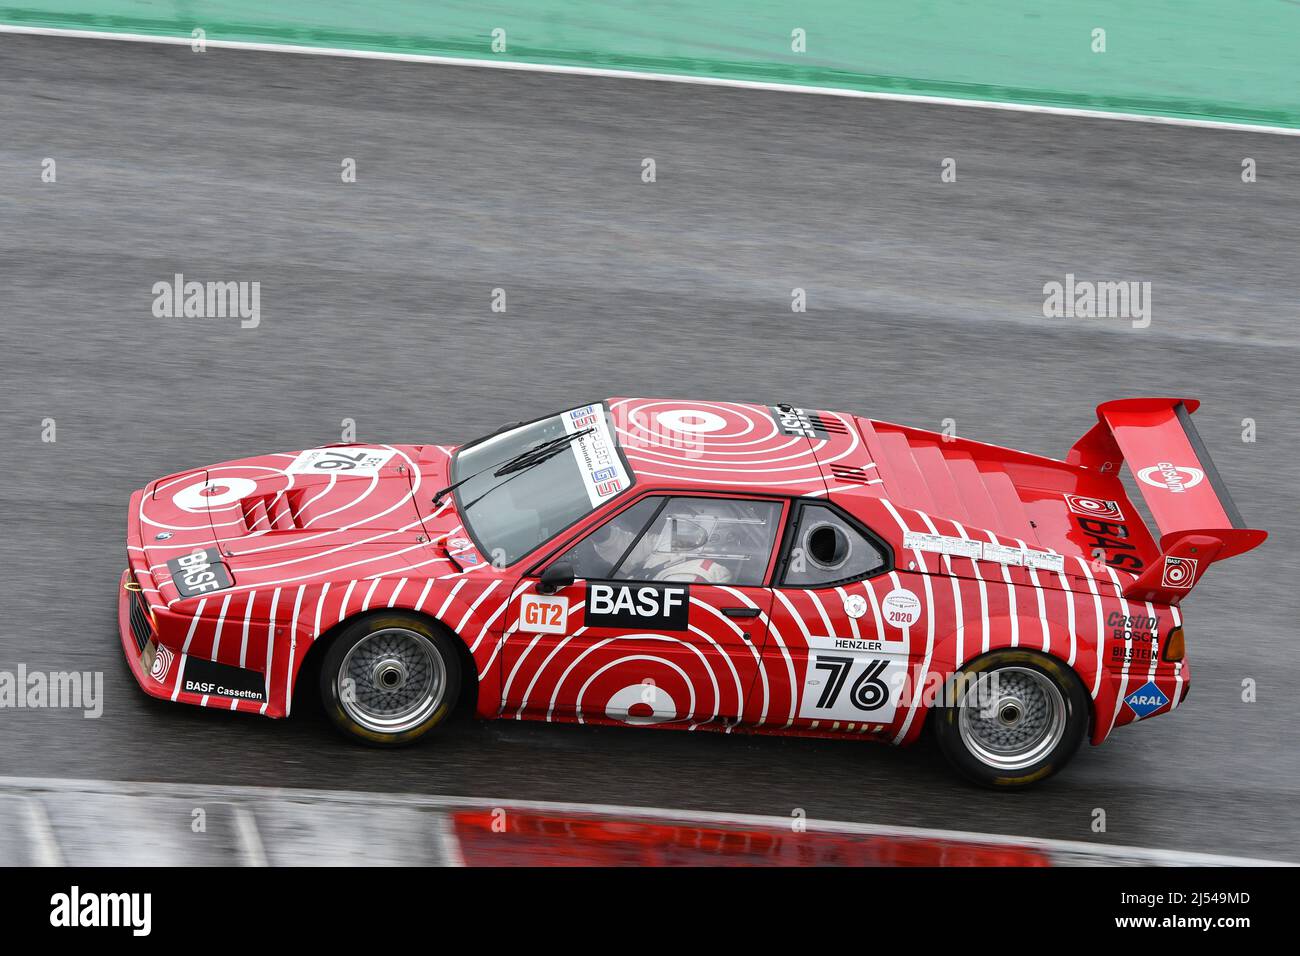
1068, 397, 1266, 603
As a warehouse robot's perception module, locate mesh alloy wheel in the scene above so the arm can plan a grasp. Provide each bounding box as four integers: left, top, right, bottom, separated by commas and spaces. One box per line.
320, 613, 462, 746
338, 627, 446, 734
956, 667, 1067, 772
933, 650, 1089, 788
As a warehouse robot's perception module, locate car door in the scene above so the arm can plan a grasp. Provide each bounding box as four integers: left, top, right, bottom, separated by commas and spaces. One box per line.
758, 500, 912, 736
500, 494, 785, 728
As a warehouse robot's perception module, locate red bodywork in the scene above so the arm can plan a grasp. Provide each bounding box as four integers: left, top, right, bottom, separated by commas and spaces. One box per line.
119, 397, 1264, 749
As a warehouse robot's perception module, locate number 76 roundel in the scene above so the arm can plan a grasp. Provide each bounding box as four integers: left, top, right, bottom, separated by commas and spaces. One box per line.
799, 640, 909, 723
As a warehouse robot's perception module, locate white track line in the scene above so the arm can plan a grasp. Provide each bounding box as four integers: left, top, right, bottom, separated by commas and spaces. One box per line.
232, 805, 269, 867
1, 24, 1297, 137
0, 775, 1290, 866
22, 796, 64, 867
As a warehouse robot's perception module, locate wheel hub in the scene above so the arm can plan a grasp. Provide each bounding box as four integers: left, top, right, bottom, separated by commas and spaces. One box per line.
372, 657, 408, 692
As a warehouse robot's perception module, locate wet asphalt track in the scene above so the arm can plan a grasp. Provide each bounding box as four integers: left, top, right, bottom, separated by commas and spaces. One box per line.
1, 33, 1298, 861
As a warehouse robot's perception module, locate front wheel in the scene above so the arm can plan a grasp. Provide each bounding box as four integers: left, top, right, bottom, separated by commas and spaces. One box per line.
932, 650, 1088, 789
319, 613, 462, 746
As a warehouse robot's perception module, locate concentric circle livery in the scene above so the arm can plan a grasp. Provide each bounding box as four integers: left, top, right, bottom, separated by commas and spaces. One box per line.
117, 396, 1266, 784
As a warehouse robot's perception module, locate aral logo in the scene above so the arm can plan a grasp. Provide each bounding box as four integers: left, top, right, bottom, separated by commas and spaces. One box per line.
585, 583, 689, 631
165, 548, 233, 598
1124, 681, 1170, 719
519, 593, 569, 634
1138, 462, 1204, 494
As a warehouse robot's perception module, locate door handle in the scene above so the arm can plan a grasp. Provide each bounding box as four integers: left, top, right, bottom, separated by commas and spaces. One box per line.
721, 607, 760, 618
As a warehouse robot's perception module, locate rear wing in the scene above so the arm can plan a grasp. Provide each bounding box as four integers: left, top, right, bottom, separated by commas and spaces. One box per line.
1067, 398, 1266, 604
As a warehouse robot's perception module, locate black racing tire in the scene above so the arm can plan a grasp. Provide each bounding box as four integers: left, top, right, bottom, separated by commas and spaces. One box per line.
319, 612, 462, 747
932, 649, 1089, 789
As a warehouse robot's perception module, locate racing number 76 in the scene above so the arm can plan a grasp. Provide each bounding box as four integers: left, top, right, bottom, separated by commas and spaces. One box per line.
814, 656, 890, 712
312, 451, 371, 470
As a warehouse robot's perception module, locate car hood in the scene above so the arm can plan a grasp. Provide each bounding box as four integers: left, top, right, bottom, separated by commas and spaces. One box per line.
134, 443, 468, 600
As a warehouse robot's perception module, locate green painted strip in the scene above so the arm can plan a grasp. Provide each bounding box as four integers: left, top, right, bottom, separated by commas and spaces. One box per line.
3, 2, 1298, 129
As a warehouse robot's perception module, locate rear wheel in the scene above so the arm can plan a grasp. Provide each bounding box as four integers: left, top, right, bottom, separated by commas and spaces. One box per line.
933, 650, 1088, 788
319, 613, 461, 746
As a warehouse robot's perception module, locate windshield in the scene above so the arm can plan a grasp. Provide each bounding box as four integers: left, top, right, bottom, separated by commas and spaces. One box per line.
451, 403, 632, 565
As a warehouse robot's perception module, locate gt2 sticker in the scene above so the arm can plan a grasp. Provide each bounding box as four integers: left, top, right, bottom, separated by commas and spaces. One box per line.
286, 447, 397, 477
519, 594, 569, 635
182, 655, 266, 702
585, 583, 689, 631
798, 638, 908, 723
881, 588, 922, 629
1161, 555, 1198, 589
166, 548, 233, 598
1064, 494, 1124, 521
769, 405, 830, 439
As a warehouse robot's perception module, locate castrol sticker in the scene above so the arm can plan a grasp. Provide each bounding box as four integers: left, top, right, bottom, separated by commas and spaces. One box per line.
881, 588, 922, 629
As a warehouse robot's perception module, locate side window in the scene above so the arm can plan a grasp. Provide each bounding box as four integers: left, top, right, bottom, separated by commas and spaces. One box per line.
555, 498, 663, 580
781, 504, 886, 587
613, 497, 782, 587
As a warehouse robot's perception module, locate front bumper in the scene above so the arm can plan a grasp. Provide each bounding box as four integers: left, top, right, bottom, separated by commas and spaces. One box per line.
117, 569, 278, 716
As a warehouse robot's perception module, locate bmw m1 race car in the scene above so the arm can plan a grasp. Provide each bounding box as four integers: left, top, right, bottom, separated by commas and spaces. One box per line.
119, 397, 1265, 787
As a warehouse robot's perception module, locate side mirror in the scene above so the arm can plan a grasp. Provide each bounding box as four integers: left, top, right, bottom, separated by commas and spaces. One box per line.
538, 562, 575, 595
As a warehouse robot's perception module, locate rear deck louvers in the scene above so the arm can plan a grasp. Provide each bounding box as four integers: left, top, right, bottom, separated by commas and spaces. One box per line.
809, 413, 850, 434
240, 490, 309, 532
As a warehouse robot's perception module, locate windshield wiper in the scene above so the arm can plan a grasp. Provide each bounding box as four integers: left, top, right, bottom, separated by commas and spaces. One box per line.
431, 427, 593, 508
457, 430, 594, 514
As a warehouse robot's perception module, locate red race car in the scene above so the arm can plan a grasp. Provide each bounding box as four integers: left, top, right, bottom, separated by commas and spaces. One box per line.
119, 397, 1265, 787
